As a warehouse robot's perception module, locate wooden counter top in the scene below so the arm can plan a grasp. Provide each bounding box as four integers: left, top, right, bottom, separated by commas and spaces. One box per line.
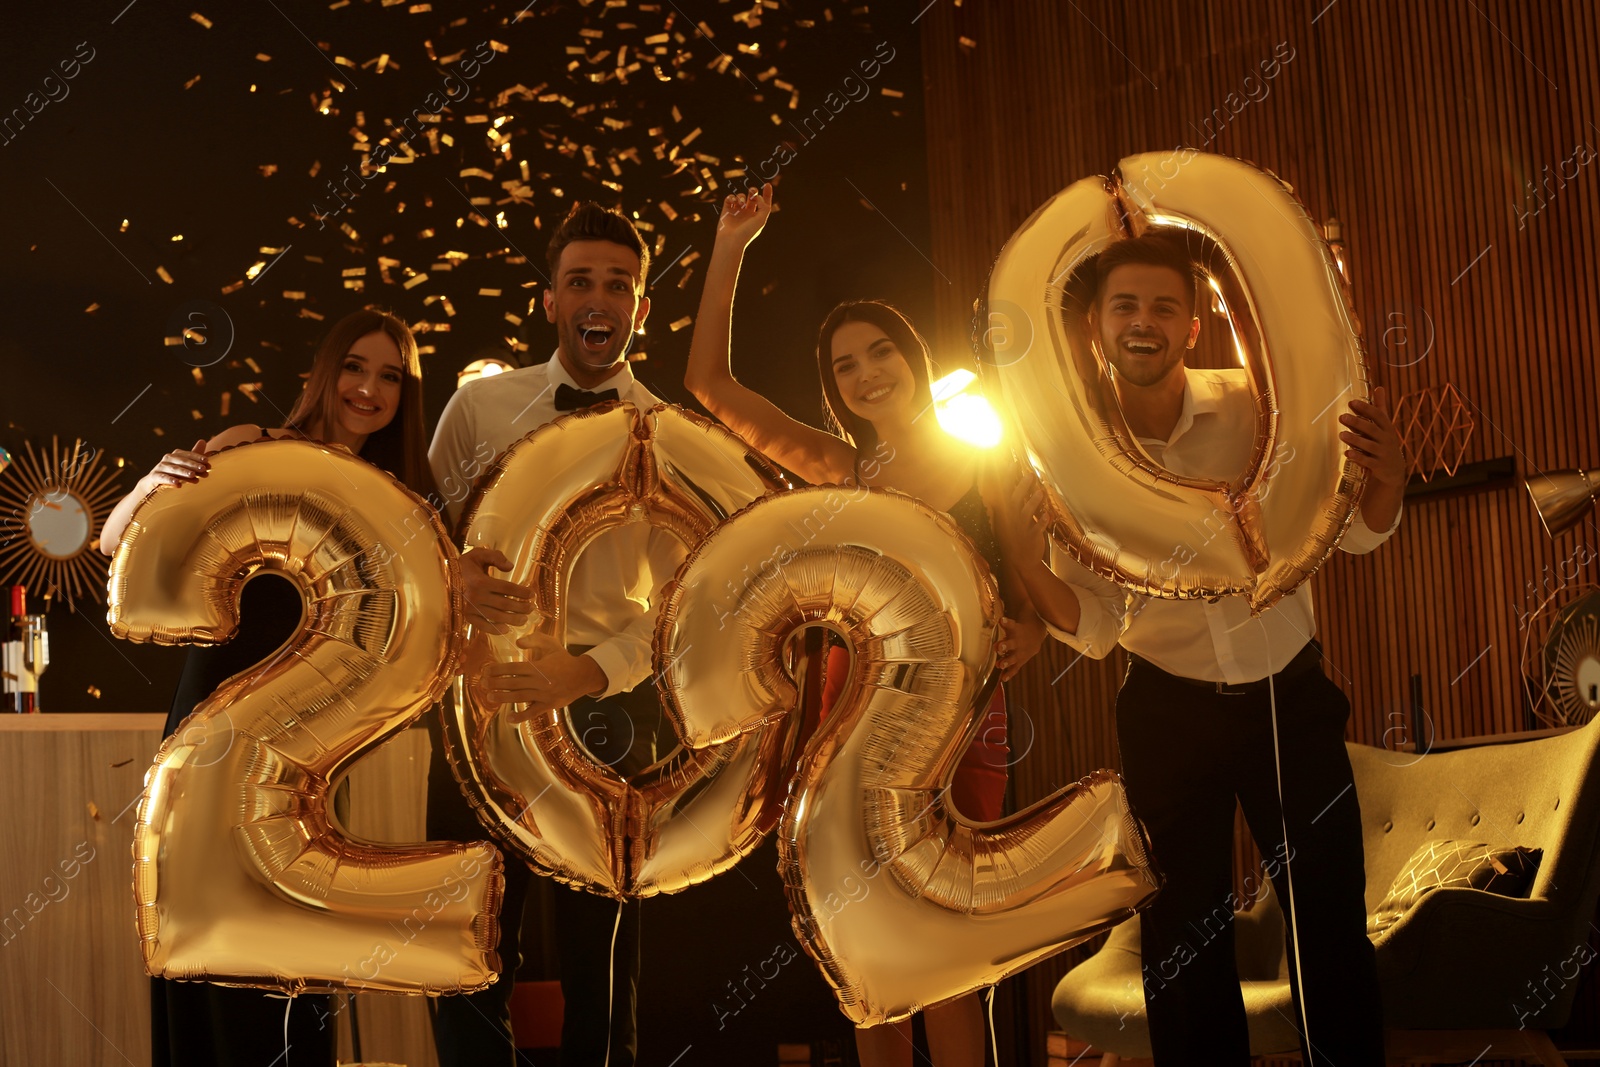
0, 713, 166, 732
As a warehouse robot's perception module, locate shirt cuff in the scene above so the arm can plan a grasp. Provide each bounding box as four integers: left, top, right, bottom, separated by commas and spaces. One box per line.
583, 642, 643, 700
1043, 586, 1118, 659
1341, 499, 1403, 555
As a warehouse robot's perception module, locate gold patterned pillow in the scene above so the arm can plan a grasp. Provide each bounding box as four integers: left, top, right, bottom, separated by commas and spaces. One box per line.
1368, 840, 1541, 935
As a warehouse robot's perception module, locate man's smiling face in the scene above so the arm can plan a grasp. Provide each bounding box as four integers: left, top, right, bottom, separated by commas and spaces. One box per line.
543, 238, 651, 385
1095, 262, 1199, 388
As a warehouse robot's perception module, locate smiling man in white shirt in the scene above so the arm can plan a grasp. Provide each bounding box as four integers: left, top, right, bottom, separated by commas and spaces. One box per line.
1020, 234, 1405, 1065
426, 202, 679, 1067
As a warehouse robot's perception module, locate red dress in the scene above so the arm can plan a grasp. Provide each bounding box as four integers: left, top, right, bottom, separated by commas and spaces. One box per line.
816, 482, 1010, 822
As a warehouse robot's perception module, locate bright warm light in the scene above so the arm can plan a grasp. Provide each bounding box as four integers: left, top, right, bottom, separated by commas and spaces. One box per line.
930, 368, 1002, 447
929, 368, 976, 404
457, 357, 514, 389
936, 392, 1003, 448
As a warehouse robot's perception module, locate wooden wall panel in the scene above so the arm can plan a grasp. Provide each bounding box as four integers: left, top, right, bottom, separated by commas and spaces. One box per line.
920, 1, 1600, 1060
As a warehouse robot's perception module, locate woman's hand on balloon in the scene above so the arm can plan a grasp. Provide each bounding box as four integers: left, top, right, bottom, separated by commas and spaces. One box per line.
996, 614, 1046, 682
142, 440, 209, 489
998, 474, 1050, 564
461, 548, 534, 634
715, 182, 774, 251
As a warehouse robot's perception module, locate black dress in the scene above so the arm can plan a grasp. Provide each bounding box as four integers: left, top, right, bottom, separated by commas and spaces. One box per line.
150, 574, 339, 1067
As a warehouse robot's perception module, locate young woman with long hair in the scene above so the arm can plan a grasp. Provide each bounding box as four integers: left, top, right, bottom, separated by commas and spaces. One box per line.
684, 186, 1074, 1067
101, 307, 433, 1067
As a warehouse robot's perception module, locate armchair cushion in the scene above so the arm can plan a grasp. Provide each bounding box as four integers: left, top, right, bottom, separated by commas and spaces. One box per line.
1367, 840, 1542, 935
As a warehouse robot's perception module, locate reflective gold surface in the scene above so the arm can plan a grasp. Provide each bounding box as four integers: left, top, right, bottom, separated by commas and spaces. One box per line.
443, 402, 798, 898
982, 150, 1370, 611
658, 487, 1161, 1025
109, 437, 502, 994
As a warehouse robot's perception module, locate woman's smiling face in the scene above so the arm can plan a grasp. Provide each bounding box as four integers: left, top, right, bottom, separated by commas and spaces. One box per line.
332, 330, 404, 439
830, 320, 918, 427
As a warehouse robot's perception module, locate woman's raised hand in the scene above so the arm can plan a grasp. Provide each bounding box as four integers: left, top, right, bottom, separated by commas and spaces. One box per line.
144, 440, 210, 489
716, 182, 774, 250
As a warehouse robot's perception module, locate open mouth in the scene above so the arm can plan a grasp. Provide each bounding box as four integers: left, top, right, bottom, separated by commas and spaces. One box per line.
579, 321, 615, 353
1122, 337, 1163, 355
344, 396, 380, 416
860, 383, 894, 402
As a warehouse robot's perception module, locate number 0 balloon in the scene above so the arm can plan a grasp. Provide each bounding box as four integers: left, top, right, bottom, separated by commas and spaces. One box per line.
980, 150, 1371, 611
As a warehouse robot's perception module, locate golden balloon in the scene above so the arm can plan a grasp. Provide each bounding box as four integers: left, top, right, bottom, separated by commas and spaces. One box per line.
981, 150, 1370, 611
441, 402, 801, 899
657, 487, 1161, 1025
109, 437, 503, 995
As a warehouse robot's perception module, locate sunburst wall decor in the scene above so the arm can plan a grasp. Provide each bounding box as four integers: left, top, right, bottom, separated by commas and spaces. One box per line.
0, 437, 125, 610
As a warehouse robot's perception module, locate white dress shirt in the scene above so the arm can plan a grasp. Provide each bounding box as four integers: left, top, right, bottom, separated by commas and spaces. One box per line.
1049, 368, 1401, 684
429, 354, 685, 698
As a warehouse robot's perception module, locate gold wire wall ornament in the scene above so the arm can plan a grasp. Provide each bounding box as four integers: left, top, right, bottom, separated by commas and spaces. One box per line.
0, 436, 124, 609
1394, 383, 1476, 481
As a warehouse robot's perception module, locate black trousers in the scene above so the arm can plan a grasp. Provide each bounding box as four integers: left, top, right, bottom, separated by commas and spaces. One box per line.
427, 689, 663, 1067
1116, 650, 1384, 1066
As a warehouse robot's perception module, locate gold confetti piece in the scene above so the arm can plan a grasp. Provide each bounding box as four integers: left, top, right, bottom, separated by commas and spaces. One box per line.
959, 36, 977, 49
220, 280, 244, 294
478, 288, 501, 296
84, 302, 99, 314
880, 87, 904, 98
681, 251, 701, 266
190, 12, 213, 28
258, 163, 277, 176
86, 686, 101, 699
190, 368, 205, 385
761, 280, 778, 295
341, 267, 367, 277
238, 382, 263, 402
87, 801, 100, 819
154, 427, 166, 437
163, 336, 186, 347
489, 39, 508, 52
403, 272, 429, 289
191, 409, 204, 420
669, 316, 692, 332
220, 392, 231, 417
156, 266, 175, 284
504, 312, 522, 325
245, 357, 261, 372
120, 218, 130, 232
184, 74, 202, 89
256, 53, 272, 61
282, 290, 306, 300
408, 2, 430, 11
298, 309, 326, 320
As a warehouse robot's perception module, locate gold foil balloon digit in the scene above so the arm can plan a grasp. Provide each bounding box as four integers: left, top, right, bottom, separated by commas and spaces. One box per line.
982, 150, 1369, 611
657, 487, 1161, 1025
108, 437, 503, 994
443, 402, 797, 898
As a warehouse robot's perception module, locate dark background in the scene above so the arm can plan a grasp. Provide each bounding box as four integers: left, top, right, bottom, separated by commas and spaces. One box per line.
0, 0, 937, 717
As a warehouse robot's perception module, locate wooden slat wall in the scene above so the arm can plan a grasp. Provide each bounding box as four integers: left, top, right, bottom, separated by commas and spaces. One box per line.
919, 1, 1600, 1060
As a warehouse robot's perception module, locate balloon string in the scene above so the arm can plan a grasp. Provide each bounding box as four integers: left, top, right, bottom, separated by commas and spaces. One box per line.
985, 985, 998, 1066
1262, 621, 1313, 1066
282, 995, 292, 1065
603, 898, 623, 1067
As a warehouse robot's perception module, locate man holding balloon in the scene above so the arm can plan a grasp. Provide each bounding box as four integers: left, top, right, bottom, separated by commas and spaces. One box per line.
426, 201, 679, 1067
1006, 232, 1407, 1065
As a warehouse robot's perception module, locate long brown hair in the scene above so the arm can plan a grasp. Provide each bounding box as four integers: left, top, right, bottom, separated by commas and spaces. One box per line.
283, 309, 435, 499
815, 300, 935, 454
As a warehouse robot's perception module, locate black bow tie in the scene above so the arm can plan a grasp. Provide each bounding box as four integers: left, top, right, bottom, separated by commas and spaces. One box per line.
554, 382, 620, 411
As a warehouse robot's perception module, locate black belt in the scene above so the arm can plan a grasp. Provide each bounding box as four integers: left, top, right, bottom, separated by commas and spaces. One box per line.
1129, 639, 1323, 697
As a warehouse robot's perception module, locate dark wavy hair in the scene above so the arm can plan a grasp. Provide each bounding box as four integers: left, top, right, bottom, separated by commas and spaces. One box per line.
545, 202, 651, 291
282, 308, 435, 499
1093, 233, 1200, 311
815, 300, 935, 455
